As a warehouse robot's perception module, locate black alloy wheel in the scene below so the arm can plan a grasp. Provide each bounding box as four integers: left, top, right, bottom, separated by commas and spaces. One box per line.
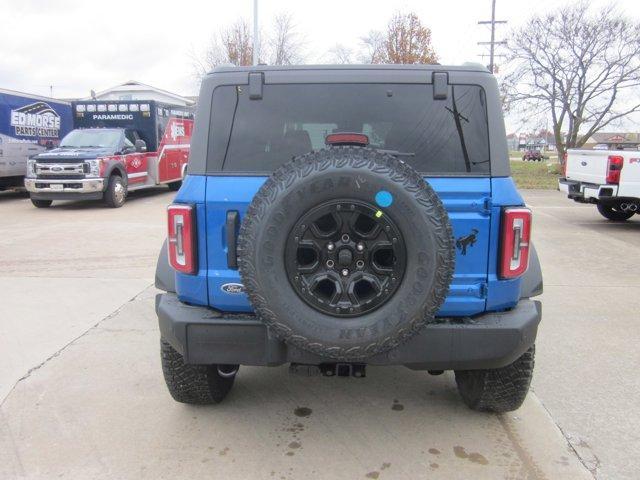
285, 200, 406, 317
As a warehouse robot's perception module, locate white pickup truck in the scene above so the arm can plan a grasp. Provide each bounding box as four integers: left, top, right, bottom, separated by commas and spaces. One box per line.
559, 147, 640, 221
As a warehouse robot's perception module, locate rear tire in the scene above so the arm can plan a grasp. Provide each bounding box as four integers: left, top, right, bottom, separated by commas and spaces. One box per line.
168, 181, 182, 191
455, 346, 535, 413
31, 199, 52, 208
160, 340, 237, 405
104, 175, 126, 208
597, 203, 634, 221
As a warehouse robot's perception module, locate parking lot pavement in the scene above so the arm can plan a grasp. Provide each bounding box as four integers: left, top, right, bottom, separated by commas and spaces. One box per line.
1, 188, 634, 479
0, 285, 590, 480
0, 189, 174, 401
522, 190, 640, 480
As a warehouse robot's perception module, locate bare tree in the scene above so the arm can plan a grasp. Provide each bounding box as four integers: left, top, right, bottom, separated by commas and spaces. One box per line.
359, 30, 386, 64
269, 13, 305, 65
327, 44, 354, 64
503, 2, 640, 157
363, 12, 438, 64
193, 14, 306, 77
192, 19, 255, 76
221, 19, 254, 67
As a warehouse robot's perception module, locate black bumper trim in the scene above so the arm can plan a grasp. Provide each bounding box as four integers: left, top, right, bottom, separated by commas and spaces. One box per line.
30, 192, 104, 201
156, 293, 541, 370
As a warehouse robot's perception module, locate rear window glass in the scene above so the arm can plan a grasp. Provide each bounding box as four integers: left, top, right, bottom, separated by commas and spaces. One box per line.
211, 83, 490, 174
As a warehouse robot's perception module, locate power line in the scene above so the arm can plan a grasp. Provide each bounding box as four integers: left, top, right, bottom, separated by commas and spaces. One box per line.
477, 0, 507, 73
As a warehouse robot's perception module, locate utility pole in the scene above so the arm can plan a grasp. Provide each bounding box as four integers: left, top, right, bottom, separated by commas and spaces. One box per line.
253, 0, 259, 66
478, 0, 507, 73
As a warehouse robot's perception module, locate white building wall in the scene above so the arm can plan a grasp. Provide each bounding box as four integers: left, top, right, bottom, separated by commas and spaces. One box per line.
87, 82, 194, 107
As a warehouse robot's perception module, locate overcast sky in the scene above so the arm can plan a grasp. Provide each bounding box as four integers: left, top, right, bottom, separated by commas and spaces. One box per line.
2, 0, 638, 130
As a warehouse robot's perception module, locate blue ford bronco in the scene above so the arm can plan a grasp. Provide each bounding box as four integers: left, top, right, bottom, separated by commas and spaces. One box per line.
155, 64, 543, 412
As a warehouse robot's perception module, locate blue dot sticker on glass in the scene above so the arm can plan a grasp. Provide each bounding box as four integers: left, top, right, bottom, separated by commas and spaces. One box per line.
375, 190, 393, 208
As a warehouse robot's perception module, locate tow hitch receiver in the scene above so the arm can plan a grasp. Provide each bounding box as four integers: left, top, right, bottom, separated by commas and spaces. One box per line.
289, 363, 366, 377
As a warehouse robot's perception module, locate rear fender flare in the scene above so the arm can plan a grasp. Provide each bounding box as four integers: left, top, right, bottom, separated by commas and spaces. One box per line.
155, 239, 176, 293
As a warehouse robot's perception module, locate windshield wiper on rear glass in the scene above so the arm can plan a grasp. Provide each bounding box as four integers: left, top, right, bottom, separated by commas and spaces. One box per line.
446, 86, 472, 173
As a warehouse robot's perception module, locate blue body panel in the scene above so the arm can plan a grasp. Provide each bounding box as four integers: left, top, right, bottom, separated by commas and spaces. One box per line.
426, 178, 491, 316
486, 177, 526, 311
174, 175, 209, 306
174, 175, 526, 316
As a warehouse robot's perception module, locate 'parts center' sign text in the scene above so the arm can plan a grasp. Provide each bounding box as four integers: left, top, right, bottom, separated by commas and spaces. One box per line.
10, 102, 61, 137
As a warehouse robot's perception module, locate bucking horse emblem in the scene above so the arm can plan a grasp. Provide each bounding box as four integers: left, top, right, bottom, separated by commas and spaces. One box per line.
456, 229, 479, 256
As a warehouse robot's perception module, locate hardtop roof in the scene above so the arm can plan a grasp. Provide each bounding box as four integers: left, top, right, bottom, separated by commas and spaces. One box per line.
209, 63, 490, 76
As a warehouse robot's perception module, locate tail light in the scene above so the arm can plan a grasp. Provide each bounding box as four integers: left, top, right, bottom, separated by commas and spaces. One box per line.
167, 204, 196, 274
606, 155, 623, 184
499, 207, 532, 279
561, 152, 568, 176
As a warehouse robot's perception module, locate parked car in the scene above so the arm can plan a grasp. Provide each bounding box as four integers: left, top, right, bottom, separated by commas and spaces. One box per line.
522, 149, 544, 161
155, 64, 543, 413
559, 147, 640, 220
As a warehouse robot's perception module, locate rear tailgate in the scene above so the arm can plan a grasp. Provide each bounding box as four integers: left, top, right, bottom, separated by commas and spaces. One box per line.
618, 152, 640, 197
205, 177, 492, 317
565, 149, 609, 184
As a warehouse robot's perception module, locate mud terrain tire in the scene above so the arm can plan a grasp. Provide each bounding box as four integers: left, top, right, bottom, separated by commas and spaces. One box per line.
455, 346, 535, 413
160, 340, 237, 404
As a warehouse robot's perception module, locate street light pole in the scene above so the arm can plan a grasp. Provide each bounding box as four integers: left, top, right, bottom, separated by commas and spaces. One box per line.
489, 0, 496, 73
253, 0, 259, 66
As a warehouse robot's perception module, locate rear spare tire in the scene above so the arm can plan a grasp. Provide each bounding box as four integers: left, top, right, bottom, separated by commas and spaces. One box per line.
238, 147, 455, 360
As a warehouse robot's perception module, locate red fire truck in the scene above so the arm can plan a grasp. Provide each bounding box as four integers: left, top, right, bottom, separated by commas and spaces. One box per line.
25, 100, 194, 208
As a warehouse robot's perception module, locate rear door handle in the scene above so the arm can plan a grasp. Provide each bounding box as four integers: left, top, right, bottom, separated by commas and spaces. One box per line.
226, 211, 240, 269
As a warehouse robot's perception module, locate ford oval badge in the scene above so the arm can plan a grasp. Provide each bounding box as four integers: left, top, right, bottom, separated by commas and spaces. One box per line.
221, 283, 245, 294
581, 161, 587, 166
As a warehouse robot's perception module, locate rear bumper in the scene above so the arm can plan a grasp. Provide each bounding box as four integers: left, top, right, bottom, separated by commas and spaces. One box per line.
559, 178, 618, 203
25, 178, 105, 200
156, 293, 541, 370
